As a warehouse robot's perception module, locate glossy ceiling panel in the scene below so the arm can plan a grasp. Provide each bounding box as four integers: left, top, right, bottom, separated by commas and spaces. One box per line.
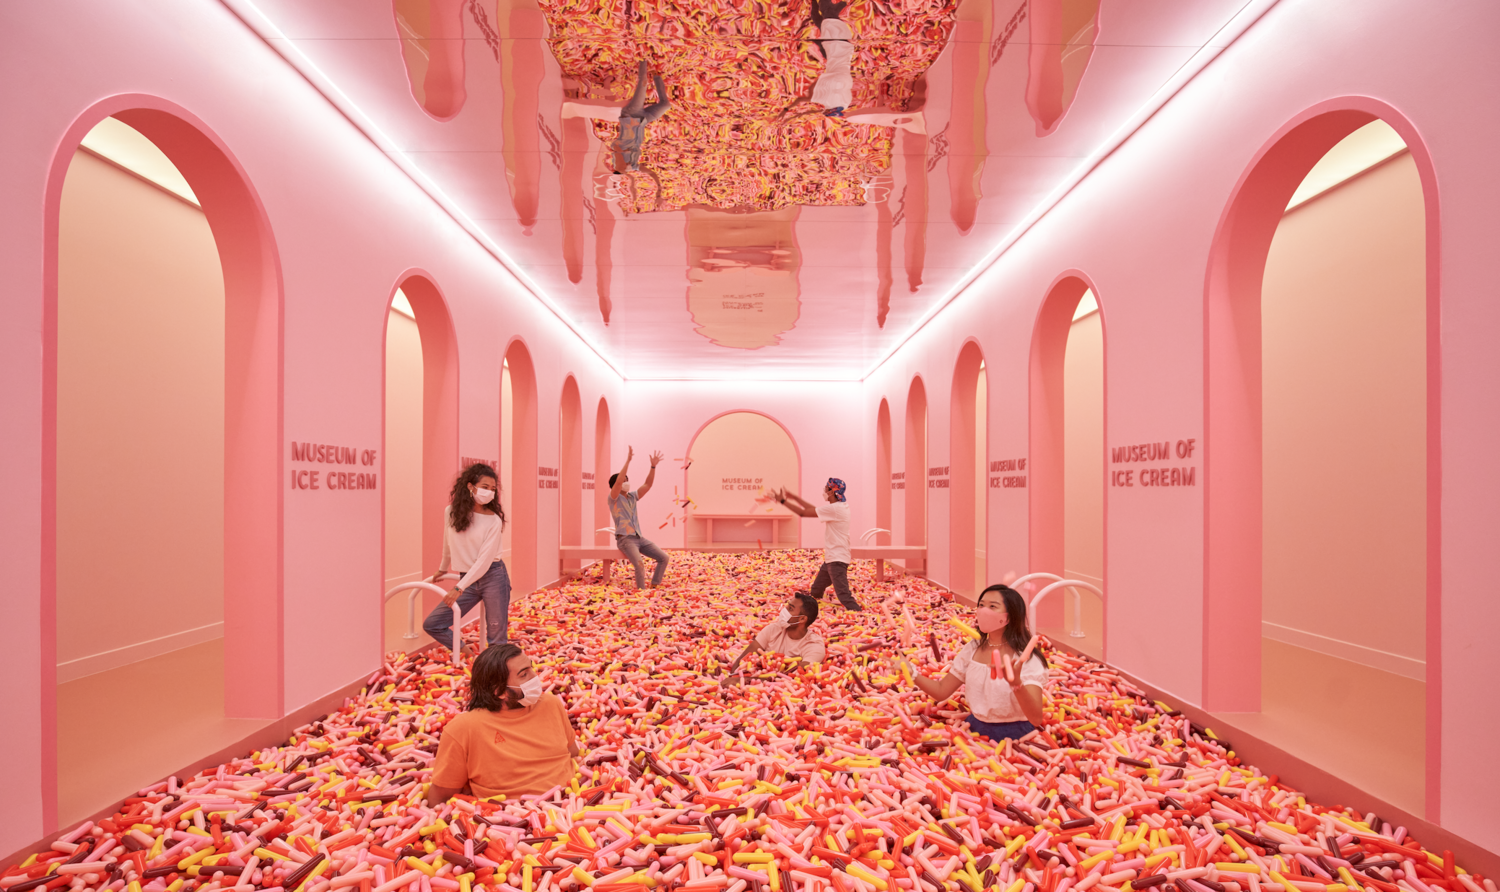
239, 0, 1257, 378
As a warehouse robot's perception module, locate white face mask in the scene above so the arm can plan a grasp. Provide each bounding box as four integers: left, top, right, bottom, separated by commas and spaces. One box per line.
473, 486, 496, 505
510, 675, 546, 707
776, 606, 791, 624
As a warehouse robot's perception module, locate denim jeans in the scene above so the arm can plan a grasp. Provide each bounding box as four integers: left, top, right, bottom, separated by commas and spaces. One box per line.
422, 560, 511, 647
616, 534, 669, 588
966, 715, 1035, 742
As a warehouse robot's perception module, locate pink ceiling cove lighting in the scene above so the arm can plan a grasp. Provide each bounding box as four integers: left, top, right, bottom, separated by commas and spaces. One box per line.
220, 0, 1279, 381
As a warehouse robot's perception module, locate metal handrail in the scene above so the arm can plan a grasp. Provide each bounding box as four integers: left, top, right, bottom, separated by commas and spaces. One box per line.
1029, 578, 1104, 640
382, 573, 485, 664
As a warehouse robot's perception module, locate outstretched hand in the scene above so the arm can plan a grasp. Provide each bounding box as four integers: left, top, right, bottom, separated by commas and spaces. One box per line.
649, 450, 665, 467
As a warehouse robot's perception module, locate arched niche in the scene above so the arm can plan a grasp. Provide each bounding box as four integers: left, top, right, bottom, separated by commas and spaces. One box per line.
1204, 101, 1439, 817
904, 377, 929, 574
950, 341, 988, 598
594, 398, 612, 544
686, 411, 801, 548
559, 376, 583, 571
382, 273, 459, 656
501, 341, 539, 593
1029, 273, 1105, 636
875, 399, 893, 547
42, 97, 284, 831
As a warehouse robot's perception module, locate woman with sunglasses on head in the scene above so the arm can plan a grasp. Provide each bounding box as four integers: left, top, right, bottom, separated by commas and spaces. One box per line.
896, 584, 1047, 742
425, 643, 579, 805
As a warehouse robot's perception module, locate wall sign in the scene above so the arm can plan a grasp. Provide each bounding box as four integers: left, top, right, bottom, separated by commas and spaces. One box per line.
583, 471, 595, 491
928, 465, 950, 489
990, 457, 1027, 488
1111, 437, 1198, 487
723, 476, 764, 491
460, 455, 498, 471
289, 441, 378, 491
891, 471, 905, 490
539, 466, 559, 489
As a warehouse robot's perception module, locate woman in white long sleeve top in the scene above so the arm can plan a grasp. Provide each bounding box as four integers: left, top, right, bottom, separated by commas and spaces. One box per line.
422, 463, 511, 648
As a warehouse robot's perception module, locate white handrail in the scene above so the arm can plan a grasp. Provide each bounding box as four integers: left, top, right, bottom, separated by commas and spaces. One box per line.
1029, 579, 1104, 640
860, 527, 891, 544
383, 573, 483, 664
1009, 572, 1064, 591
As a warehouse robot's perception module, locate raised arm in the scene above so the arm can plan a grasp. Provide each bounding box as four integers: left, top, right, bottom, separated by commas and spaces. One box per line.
636, 451, 664, 499
776, 487, 818, 518
610, 446, 634, 498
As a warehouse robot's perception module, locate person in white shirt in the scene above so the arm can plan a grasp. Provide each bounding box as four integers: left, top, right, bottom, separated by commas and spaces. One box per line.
897, 584, 1048, 742
776, 478, 862, 610
723, 593, 826, 683
422, 463, 511, 648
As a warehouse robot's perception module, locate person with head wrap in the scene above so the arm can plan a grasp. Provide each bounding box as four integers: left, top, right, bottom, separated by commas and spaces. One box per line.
776, 478, 862, 610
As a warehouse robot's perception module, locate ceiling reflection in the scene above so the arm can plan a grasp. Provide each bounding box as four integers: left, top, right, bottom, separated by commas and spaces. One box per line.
242, 0, 1253, 377
686, 207, 802, 349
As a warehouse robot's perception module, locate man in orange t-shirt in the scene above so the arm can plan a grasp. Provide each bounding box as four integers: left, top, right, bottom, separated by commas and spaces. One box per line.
426, 644, 579, 803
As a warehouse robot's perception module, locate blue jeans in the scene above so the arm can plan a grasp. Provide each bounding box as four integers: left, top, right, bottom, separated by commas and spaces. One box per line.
423, 560, 510, 647
616, 534, 669, 588
966, 715, 1036, 742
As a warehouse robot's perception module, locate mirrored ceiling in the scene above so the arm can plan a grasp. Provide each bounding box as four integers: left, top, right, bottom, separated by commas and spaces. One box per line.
238, 0, 1257, 379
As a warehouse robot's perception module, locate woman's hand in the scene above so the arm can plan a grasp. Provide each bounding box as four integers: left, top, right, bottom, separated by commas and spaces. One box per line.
443, 587, 462, 607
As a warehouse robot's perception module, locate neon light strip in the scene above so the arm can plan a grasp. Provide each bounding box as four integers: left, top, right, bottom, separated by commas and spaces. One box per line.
858, 0, 1283, 382
218, 0, 630, 380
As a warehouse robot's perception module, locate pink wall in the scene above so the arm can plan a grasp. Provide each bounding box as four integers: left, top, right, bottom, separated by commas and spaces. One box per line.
1262, 153, 1426, 669
56, 150, 226, 678
616, 382, 866, 552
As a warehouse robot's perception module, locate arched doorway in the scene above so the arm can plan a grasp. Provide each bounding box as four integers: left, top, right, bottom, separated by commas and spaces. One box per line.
875, 399, 893, 547
1029, 275, 1104, 646
559, 377, 583, 574
686, 412, 801, 548
1205, 105, 1436, 816
501, 342, 539, 593
45, 102, 282, 829
594, 398, 612, 544
382, 275, 458, 656
949, 343, 988, 599
905, 378, 928, 575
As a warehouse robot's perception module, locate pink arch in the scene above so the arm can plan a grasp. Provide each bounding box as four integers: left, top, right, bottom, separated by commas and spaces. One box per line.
41, 94, 286, 831
1202, 97, 1442, 819
502, 338, 539, 593
381, 270, 460, 657
905, 376, 928, 549
685, 410, 804, 547
875, 399, 893, 547
950, 338, 988, 596
1028, 269, 1108, 633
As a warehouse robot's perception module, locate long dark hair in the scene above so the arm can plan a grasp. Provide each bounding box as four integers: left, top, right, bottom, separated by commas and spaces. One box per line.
468, 643, 525, 711
449, 463, 506, 533
977, 584, 1047, 667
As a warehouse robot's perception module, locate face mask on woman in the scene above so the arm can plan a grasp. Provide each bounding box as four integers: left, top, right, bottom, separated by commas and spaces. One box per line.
473, 486, 496, 505
510, 675, 546, 707
975, 605, 1007, 634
